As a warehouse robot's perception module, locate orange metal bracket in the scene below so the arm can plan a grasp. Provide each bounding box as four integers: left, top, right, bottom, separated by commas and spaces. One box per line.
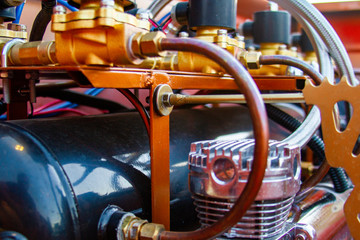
303, 77, 358, 239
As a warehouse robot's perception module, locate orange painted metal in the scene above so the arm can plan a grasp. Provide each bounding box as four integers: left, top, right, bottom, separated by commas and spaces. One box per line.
80, 67, 305, 91
149, 73, 170, 230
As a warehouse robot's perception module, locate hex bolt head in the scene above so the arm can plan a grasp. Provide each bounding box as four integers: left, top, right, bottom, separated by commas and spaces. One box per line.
136, 12, 150, 21
53, 5, 66, 15
235, 34, 245, 41
7, 23, 26, 32
278, 44, 287, 50
217, 29, 228, 36
100, 0, 115, 8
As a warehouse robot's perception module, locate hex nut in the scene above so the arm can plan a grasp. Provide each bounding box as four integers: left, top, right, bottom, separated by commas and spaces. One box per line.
139, 223, 165, 240
128, 219, 148, 240
246, 51, 261, 69
131, 32, 146, 58
140, 31, 167, 57
237, 49, 247, 67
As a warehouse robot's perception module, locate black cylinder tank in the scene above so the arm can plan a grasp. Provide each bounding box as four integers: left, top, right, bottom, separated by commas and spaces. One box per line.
0, 106, 291, 240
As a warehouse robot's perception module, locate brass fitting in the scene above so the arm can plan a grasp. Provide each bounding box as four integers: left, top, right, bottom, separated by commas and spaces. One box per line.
247, 51, 261, 69
138, 223, 165, 240
238, 50, 261, 70
119, 214, 165, 240
131, 31, 166, 58
52, 1, 150, 66
9, 41, 57, 66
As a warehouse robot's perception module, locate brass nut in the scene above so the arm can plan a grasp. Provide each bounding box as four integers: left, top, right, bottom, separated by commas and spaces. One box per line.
237, 49, 247, 67
128, 219, 148, 240
140, 31, 166, 57
131, 32, 146, 58
246, 51, 261, 69
139, 223, 165, 240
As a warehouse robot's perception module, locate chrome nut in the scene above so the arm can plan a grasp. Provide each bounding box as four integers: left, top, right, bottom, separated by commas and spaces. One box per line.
246, 51, 261, 69
139, 223, 165, 240
140, 31, 167, 57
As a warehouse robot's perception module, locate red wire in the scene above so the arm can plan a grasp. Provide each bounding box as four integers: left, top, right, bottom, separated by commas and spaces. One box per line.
148, 18, 159, 29
117, 89, 150, 136
34, 99, 62, 113
34, 108, 88, 117
162, 18, 172, 30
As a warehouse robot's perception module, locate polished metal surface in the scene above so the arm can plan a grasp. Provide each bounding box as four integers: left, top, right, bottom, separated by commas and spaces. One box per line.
189, 140, 301, 239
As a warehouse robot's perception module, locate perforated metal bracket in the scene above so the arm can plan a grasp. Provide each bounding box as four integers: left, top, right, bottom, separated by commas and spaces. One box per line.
303, 77, 358, 239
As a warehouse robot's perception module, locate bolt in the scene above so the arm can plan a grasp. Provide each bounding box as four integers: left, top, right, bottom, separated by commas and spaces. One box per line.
217, 29, 228, 36
179, 32, 189, 38
53, 5, 66, 15
278, 44, 287, 50
136, 12, 149, 21
100, 0, 115, 8
7, 23, 26, 32
291, 46, 298, 52
269, 1, 279, 11
235, 33, 245, 41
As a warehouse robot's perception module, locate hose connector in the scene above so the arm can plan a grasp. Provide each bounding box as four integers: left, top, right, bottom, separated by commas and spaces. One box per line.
238, 50, 262, 69
130, 31, 167, 59
121, 215, 165, 240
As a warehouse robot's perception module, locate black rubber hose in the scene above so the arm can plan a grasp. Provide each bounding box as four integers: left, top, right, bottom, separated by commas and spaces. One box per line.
29, 0, 56, 42
38, 89, 128, 113
266, 104, 352, 193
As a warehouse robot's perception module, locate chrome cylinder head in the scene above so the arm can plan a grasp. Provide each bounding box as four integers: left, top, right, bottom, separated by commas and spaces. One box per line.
188, 139, 301, 239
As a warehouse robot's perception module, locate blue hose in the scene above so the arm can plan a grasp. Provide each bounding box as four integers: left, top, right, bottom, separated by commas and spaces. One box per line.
13, 3, 25, 24
57, 0, 78, 12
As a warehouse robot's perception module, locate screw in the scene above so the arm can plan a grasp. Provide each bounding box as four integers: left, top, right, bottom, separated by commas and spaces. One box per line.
217, 29, 228, 36
179, 32, 189, 38
53, 5, 66, 14
100, 0, 115, 8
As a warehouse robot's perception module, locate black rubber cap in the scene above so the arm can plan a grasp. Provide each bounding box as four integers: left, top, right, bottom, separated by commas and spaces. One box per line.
0, 7, 15, 22
253, 11, 291, 44
242, 21, 254, 38
300, 29, 314, 52
189, 0, 237, 31
173, 2, 188, 26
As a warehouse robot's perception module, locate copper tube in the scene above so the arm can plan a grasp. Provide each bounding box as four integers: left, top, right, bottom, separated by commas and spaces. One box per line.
259, 55, 332, 200
259, 55, 322, 85
158, 38, 269, 240
296, 161, 331, 199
